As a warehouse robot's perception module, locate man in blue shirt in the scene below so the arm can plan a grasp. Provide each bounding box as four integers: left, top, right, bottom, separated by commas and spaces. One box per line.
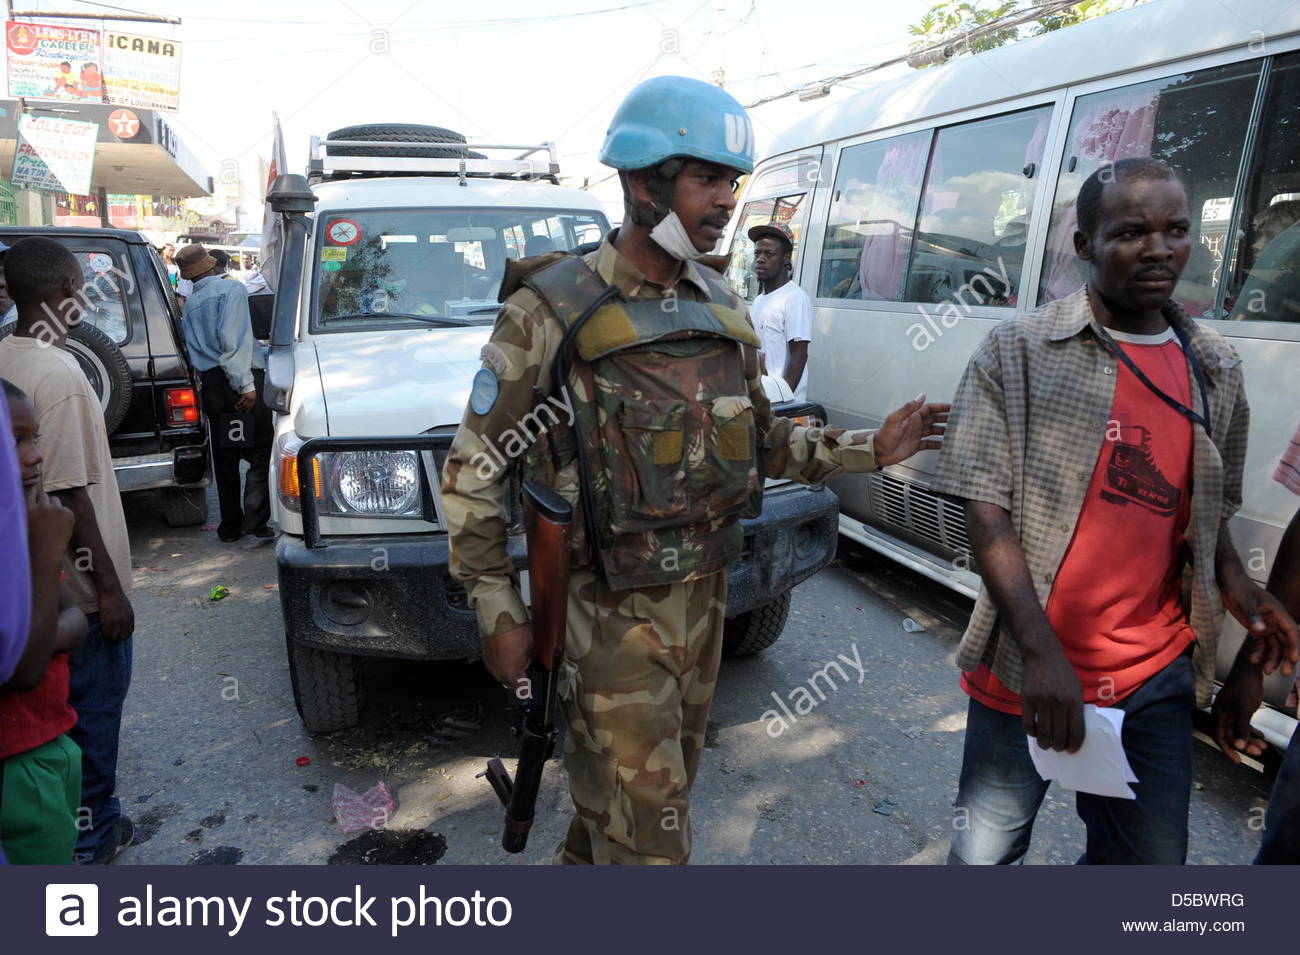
175, 244, 272, 543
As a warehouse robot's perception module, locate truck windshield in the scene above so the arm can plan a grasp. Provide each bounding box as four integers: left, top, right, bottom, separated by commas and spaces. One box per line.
313, 208, 608, 330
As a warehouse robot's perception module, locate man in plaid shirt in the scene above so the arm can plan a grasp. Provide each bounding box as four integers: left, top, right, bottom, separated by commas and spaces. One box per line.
934, 158, 1298, 865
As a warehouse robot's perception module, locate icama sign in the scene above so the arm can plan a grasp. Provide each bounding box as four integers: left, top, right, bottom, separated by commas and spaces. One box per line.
3, 19, 181, 112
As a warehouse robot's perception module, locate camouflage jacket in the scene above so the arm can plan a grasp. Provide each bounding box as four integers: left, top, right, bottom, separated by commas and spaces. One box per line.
442, 235, 880, 640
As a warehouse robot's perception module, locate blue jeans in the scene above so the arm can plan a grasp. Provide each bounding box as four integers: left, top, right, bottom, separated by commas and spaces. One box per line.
948, 651, 1194, 865
1256, 724, 1300, 864
66, 612, 132, 861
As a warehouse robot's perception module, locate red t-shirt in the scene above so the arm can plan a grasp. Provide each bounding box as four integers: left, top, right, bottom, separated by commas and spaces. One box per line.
0, 652, 77, 759
965, 328, 1196, 714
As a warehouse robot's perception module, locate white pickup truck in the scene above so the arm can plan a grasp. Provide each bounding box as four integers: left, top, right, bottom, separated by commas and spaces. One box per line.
262, 124, 839, 732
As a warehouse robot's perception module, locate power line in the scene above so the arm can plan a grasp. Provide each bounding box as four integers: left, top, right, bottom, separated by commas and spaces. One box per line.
54, 0, 156, 14
184, 0, 682, 28
745, 0, 1087, 109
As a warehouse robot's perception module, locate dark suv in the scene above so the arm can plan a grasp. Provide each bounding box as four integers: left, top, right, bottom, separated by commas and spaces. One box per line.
0, 227, 210, 523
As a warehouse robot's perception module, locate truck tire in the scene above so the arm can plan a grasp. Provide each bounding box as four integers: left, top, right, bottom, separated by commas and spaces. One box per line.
722, 591, 792, 657
159, 486, 208, 527
325, 123, 485, 160
286, 633, 363, 733
0, 321, 131, 434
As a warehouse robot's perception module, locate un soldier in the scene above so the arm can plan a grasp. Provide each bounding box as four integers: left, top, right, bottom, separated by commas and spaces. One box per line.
442, 75, 947, 864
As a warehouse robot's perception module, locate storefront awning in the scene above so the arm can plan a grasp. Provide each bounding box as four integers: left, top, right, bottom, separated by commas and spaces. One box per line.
0, 98, 211, 196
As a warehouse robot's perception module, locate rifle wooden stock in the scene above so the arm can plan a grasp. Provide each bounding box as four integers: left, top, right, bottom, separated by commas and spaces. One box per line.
524, 481, 572, 672
482, 480, 573, 853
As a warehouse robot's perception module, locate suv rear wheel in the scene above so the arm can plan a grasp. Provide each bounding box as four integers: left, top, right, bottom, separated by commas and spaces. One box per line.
0, 321, 131, 433
159, 486, 209, 527
722, 591, 792, 656
286, 632, 363, 732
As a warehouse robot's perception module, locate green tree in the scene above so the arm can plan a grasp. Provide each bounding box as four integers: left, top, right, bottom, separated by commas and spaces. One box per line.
907, 0, 1144, 63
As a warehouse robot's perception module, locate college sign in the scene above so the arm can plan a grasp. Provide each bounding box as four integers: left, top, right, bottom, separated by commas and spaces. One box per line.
103, 31, 181, 112
12, 113, 98, 195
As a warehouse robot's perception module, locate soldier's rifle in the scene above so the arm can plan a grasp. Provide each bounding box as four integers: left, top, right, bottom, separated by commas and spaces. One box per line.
480, 480, 572, 853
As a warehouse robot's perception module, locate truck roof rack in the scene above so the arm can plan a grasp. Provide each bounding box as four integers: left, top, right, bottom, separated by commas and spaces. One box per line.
308, 137, 561, 185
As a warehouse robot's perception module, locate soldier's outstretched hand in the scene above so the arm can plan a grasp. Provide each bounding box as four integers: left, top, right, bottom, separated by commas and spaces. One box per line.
484, 622, 534, 690
872, 394, 949, 468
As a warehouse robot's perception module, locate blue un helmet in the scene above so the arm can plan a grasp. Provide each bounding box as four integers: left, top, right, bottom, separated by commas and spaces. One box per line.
600, 75, 756, 173
600, 75, 755, 225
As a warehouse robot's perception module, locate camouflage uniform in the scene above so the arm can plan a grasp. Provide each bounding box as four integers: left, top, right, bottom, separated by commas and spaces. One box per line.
442, 235, 879, 864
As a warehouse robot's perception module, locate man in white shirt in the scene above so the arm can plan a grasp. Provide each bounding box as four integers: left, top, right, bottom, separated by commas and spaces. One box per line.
749, 223, 813, 401
237, 266, 269, 295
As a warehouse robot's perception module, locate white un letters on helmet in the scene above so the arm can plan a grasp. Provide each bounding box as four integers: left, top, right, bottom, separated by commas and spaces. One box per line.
724, 113, 752, 158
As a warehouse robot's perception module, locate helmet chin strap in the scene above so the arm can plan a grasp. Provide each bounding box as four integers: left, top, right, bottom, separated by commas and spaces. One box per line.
621, 159, 706, 261
621, 159, 684, 227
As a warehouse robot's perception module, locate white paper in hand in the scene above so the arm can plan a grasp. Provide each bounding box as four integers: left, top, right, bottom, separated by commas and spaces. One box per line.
1026, 704, 1138, 799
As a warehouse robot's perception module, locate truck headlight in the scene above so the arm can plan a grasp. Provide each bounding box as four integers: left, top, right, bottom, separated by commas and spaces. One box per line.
275, 433, 423, 518
332, 450, 420, 516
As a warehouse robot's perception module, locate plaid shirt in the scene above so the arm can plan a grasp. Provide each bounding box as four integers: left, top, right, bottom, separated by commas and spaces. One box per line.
932, 287, 1249, 708
1276, 421, 1300, 496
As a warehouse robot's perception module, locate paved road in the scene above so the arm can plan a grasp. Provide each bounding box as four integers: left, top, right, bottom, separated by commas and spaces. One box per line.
114, 485, 1273, 866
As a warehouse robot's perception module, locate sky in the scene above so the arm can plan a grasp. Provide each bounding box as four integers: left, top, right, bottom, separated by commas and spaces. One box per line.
17, 0, 955, 224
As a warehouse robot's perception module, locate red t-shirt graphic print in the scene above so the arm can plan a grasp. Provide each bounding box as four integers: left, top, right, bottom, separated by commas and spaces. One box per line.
965, 327, 1196, 714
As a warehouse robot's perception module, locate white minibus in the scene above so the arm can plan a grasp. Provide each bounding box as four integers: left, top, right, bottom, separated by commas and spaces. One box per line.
721, 0, 1300, 746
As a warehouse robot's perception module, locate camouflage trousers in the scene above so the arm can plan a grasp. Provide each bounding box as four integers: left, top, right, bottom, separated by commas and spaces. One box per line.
555, 568, 727, 865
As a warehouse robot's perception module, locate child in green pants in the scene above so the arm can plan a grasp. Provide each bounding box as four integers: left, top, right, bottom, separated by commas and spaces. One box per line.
0, 380, 86, 863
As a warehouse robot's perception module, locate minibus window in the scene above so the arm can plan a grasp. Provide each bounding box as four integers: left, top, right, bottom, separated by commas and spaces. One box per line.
725, 193, 808, 299
1225, 51, 1300, 324
905, 106, 1051, 308
817, 130, 929, 300
1037, 59, 1262, 315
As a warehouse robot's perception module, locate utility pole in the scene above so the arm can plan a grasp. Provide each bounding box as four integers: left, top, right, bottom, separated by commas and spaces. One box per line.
6, 1, 180, 24
710, 0, 727, 88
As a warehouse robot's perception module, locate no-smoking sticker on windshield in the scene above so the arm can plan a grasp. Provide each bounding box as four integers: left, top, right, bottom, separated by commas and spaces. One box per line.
327, 219, 362, 246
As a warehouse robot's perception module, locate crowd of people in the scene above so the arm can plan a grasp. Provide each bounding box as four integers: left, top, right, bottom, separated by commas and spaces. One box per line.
1, 73, 1298, 869
441, 76, 1300, 868
0, 234, 273, 864
161, 243, 269, 306
0, 238, 135, 865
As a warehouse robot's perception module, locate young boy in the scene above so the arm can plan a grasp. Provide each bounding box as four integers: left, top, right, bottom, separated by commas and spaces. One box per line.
0, 237, 136, 864
1, 379, 87, 863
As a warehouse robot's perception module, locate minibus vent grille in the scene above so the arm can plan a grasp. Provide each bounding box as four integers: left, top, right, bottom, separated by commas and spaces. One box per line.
872, 472, 909, 528
941, 499, 972, 556
867, 472, 971, 557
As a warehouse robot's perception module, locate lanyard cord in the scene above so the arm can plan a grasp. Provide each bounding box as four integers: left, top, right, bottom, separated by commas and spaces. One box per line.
1094, 322, 1212, 434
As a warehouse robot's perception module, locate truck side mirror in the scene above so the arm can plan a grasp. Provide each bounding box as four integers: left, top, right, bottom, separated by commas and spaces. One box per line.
264, 174, 317, 414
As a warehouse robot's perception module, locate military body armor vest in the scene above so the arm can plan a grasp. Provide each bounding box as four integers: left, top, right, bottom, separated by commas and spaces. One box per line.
523, 255, 762, 591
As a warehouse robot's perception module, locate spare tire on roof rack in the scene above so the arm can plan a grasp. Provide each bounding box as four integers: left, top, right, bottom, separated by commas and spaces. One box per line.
323, 123, 487, 160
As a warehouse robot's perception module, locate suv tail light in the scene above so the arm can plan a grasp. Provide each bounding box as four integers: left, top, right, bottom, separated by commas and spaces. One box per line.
164, 387, 199, 426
